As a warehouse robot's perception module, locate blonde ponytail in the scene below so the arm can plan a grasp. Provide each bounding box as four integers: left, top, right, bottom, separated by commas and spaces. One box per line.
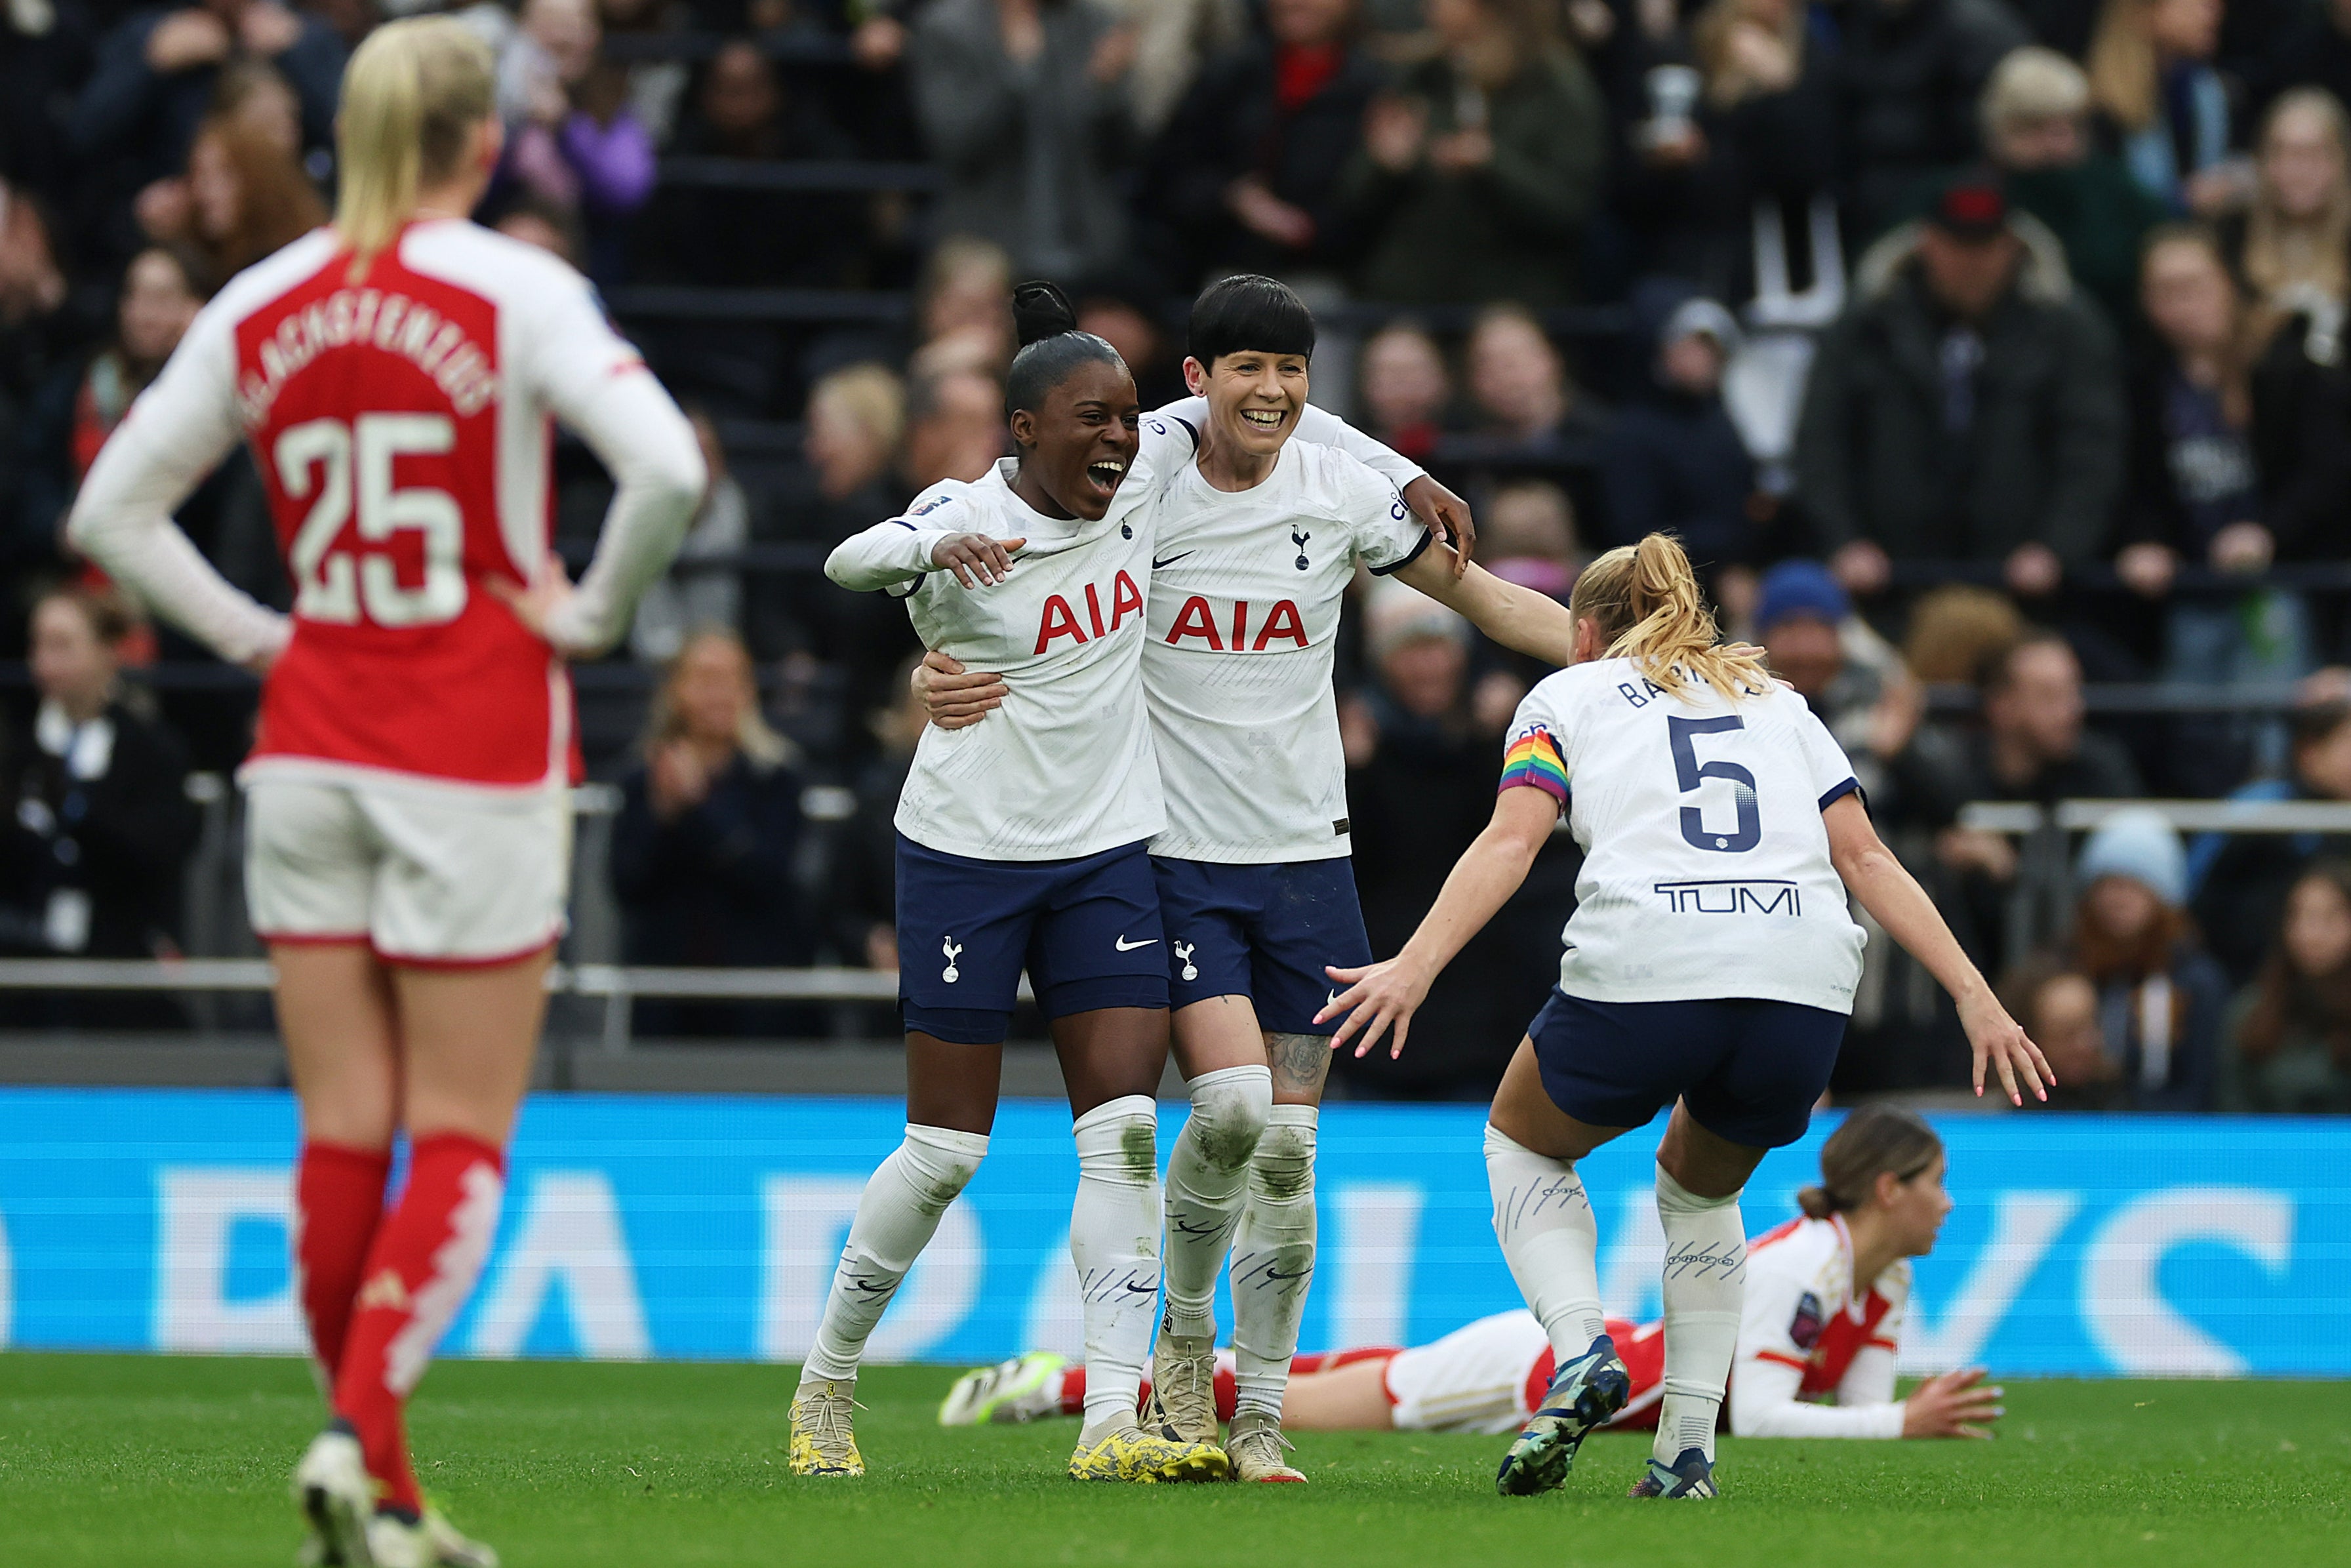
1567, 533, 1771, 701
334, 18, 495, 279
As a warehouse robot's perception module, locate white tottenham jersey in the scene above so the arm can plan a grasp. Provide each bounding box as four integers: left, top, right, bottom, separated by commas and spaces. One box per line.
827, 453, 1170, 860
1142, 440, 1429, 862
1502, 658, 1866, 1011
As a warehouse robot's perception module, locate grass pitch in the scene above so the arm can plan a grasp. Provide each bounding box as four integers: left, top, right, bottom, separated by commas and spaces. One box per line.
1, 1354, 2344, 1567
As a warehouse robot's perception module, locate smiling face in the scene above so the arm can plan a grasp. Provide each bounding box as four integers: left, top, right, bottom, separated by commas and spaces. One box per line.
1009, 356, 1141, 521
1186, 347, 1311, 462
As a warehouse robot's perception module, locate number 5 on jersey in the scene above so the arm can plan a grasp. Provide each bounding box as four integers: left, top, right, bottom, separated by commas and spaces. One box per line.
1668, 714, 1760, 853
277, 412, 466, 628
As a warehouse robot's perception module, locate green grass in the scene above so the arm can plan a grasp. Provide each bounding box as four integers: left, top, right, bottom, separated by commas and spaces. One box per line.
1, 1354, 2344, 1566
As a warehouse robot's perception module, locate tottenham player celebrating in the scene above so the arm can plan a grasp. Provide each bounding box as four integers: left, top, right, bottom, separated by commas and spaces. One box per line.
66, 19, 704, 1566
946, 1108, 2001, 1443
1319, 535, 2047, 1500
925, 275, 1579, 1483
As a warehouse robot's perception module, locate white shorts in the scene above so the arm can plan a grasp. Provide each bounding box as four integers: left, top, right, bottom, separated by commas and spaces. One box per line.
1383, 1310, 1551, 1436
245, 774, 571, 965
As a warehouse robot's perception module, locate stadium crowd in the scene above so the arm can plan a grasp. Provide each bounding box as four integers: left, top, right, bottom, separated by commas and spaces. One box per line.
4, 0, 2351, 1112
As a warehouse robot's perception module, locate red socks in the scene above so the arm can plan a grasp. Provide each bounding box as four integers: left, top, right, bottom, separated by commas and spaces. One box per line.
295, 1141, 392, 1381
331, 1133, 507, 1514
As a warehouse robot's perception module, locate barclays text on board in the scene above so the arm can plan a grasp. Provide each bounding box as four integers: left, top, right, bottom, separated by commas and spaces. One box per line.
0, 1089, 2342, 1377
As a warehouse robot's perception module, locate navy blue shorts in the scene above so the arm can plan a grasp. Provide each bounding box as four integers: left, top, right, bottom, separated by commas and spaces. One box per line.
895, 834, 1169, 1044
1152, 855, 1374, 1036
1526, 989, 1847, 1149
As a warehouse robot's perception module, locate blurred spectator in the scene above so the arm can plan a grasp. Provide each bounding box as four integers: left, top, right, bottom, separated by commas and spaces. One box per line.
2064, 807, 2228, 1110
0, 179, 73, 414
672, 35, 853, 160
609, 629, 813, 1037
2224, 859, 2351, 1111
1477, 479, 1581, 598
907, 0, 1137, 281
910, 235, 1015, 382
2115, 226, 2342, 692
1073, 271, 1184, 408
1601, 295, 1759, 565
140, 113, 327, 283
1618, 0, 1839, 299
1900, 580, 2026, 684
1144, 0, 1384, 283
903, 367, 1008, 490
0, 0, 90, 212
18, 247, 206, 572
1338, 0, 1605, 304
1356, 317, 1450, 460
0, 588, 197, 971
1100, 0, 1245, 137
598, 0, 692, 148
830, 653, 930, 973
1462, 304, 1609, 452
1340, 583, 1564, 1098
1836, 0, 2026, 241
492, 195, 585, 265
1998, 953, 2130, 1107
632, 411, 750, 664
2085, 0, 2249, 217
804, 362, 910, 534
1794, 178, 2125, 601
2251, 0, 2351, 126
71, 0, 344, 265
1754, 559, 1921, 799
2189, 692, 2351, 983
782, 363, 921, 721
1983, 46, 2167, 327
2224, 89, 2351, 331
498, 0, 656, 279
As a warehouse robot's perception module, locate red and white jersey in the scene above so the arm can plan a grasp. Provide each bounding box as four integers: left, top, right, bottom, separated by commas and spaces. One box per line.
74, 219, 697, 792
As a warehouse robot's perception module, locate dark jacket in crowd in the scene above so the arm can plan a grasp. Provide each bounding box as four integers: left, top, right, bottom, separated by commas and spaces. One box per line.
1885, 721, 2146, 833
1144, 35, 1384, 282
1600, 387, 1758, 562
2223, 987, 2351, 1112
2081, 948, 2232, 1112
610, 748, 811, 1035
1836, 0, 2028, 238
1793, 222, 2125, 567
2118, 312, 2351, 561
2000, 160, 2168, 329
1338, 48, 1605, 305
2189, 776, 2351, 985
0, 693, 197, 961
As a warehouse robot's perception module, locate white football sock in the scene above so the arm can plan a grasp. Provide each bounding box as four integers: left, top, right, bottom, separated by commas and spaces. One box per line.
1653, 1163, 1747, 1466
1229, 1103, 1316, 1420
1160, 1064, 1272, 1338
1484, 1123, 1607, 1361
799, 1123, 988, 1388
1071, 1095, 1163, 1437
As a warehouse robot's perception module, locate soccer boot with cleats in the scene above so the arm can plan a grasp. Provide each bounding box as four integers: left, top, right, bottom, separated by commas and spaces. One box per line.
939, 1352, 1070, 1426
1494, 1333, 1632, 1497
292, 1426, 376, 1567
419, 1506, 500, 1568
1147, 1321, 1220, 1446
1628, 1447, 1719, 1498
789, 1380, 866, 1477
1066, 1418, 1232, 1483
1226, 1411, 1306, 1483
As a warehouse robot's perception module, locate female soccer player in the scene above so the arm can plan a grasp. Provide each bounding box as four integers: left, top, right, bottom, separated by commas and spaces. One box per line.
1318, 535, 2047, 1499
66, 20, 705, 1565
944, 1106, 2002, 1443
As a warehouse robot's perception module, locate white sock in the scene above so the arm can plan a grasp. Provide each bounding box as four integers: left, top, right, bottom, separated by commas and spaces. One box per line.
1071, 1095, 1163, 1437
799, 1123, 988, 1388
1229, 1103, 1316, 1420
1160, 1064, 1272, 1339
1484, 1124, 1607, 1361
1654, 1163, 1746, 1466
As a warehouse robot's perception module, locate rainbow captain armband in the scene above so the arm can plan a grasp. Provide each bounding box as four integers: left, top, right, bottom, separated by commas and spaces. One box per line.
1498, 725, 1569, 804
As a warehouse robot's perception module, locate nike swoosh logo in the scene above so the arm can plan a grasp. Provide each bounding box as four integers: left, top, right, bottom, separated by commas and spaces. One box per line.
1150, 552, 1194, 570
1114, 936, 1159, 951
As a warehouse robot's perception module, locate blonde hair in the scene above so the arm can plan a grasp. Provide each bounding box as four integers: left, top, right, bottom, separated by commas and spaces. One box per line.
2243, 88, 2351, 313
2086, 0, 2157, 132
333, 18, 495, 277
643, 628, 794, 771
811, 362, 907, 454
1567, 534, 1770, 701
1982, 45, 2089, 139
1900, 584, 2024, 685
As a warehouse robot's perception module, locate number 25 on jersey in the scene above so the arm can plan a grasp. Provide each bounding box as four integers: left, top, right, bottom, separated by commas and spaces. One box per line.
275, 412, 466, 628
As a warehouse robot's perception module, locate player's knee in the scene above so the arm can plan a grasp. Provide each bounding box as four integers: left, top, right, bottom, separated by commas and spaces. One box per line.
898, 1124, 990, 1215
1073, 1095, 1159, 1188
1249, 1105, 1318, 1204
1655, 1161, 1742, 1213
1186, 1064, 1272, 1173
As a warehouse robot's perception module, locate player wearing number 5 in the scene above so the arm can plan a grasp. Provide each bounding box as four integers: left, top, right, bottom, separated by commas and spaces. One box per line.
66, 20, 704, 1566
1318, 534, 2050, 1503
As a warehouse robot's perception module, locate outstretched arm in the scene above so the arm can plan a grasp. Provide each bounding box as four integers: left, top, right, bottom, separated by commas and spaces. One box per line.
1823, 794, 2051, 1103
1316, 784, 1556, 1058
1390, 546, 1576, 663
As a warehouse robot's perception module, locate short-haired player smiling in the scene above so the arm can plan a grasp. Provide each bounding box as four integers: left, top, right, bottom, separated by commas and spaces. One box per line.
920, 274, 1592, 1483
